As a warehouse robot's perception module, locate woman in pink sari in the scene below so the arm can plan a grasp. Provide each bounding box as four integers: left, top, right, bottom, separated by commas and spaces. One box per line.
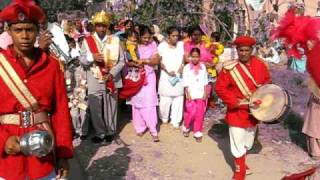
130, 25, 160, 142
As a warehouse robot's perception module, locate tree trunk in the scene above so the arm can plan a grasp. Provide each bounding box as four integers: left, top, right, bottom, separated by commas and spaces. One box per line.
201, 0, 216, 35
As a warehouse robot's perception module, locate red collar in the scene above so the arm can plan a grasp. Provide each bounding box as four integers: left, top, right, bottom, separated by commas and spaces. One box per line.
240, 56, 255, 67
5, 46, 49, 74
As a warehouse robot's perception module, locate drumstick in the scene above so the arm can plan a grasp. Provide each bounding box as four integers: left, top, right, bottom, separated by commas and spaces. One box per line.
239, 99, 250, 105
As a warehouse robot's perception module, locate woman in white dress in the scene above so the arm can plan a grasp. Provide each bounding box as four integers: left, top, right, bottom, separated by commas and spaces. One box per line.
158, 26, 185, 128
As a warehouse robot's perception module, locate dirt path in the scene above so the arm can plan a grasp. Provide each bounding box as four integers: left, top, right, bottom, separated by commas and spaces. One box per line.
73, 64, 315, 180
73, 114, 312, 180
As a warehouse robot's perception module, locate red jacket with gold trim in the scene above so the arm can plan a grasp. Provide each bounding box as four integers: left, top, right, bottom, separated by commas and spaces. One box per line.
0, 47, 73, 180
215, 56, 271, 128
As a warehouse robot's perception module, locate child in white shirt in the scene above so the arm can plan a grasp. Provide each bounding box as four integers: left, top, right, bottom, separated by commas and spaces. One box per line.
182, 48, 209, 142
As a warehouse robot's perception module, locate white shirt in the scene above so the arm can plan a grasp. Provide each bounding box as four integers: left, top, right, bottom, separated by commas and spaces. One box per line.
70, 47, 80, 58
158, 41, 184, 96
262, 47, 281, 64
82, 33, 120, 63
183, 63, 208, 100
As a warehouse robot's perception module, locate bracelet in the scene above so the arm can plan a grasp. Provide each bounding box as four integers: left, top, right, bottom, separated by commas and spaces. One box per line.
144, 59, 151, 64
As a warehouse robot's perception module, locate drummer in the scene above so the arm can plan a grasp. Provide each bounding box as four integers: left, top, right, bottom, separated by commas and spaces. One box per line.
215, 36, 271, 180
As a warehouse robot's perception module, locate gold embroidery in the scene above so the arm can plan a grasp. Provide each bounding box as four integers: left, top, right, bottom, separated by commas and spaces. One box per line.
0, 63, 31, 109
238, 63, 260, 88
230, 69, 251, 99
0, 114, 20, 124
0, 54, 39, 110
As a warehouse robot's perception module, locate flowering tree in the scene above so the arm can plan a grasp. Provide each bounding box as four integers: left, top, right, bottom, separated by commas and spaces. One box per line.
129, 0, 202, 30
130, 0, 243, 40
38, 0, 87, 21
37, 0, 245, 41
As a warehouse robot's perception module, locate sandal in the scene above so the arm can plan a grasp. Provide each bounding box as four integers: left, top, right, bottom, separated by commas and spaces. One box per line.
152, 135, 160, 142
194, 136, 202, 143
183, 131, 189, 137
137, 132, 144, 137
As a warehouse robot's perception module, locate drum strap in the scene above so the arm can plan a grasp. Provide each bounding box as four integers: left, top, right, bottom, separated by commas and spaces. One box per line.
238, 63, 261, 88
229, 62, 262, 99
230, 67, 252, 99
0, 53, 39, 111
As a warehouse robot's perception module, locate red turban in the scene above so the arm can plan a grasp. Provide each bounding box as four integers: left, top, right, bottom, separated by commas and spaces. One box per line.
234, 36, 256, 47
0, 0, 45, 25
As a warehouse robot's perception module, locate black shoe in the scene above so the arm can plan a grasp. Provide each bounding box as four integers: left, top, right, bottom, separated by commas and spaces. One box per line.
105, 135, 114, 142
73, 133, 80, 139
80, 135, 88, 140
91, 136, 105, 144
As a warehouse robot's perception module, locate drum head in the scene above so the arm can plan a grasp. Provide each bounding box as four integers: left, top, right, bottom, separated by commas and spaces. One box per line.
250, 84, 291, 122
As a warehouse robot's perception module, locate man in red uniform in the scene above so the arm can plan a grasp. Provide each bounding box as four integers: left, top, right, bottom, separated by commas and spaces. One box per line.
0, 1, 73, 179
215, 36, 271, 180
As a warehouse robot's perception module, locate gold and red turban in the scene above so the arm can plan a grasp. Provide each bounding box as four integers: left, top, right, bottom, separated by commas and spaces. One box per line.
0, 0, 45, 25
91, 11, 112, 26
234, 36, 256, 47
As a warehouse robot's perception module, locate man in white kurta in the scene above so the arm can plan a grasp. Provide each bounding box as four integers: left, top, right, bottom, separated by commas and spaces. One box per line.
158, 38, 184, 128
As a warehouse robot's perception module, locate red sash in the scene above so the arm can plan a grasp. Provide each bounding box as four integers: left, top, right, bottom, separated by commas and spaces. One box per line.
85, 36, 115, 93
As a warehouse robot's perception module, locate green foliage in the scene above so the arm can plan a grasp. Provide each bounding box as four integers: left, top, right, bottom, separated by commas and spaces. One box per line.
133, 0, 201, 31
215, 11, 233, 41
132, 1, 155, 26
93, 0, 106, 2
38, 0, 87, 20
0, 0, 11, 9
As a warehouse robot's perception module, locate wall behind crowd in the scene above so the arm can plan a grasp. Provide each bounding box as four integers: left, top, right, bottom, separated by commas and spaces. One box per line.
262, 0, 318, 17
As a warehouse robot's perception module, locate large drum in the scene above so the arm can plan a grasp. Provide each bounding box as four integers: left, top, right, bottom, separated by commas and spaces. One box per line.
250, 84, 292, 123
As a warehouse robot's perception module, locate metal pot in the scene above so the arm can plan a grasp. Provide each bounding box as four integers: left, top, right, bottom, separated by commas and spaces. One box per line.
20, 130, 54, 157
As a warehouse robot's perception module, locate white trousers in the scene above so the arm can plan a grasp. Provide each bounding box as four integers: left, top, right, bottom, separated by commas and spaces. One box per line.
159, 95, 184, 127
229, 126, 257, 158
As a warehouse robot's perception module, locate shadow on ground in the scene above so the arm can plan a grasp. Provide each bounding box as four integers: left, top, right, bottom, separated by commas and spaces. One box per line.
282, 111, 307, 151
75, 139, 132, 180
86, 146, 131, 180
117, 101, 132, 136
208, 120, 234, 170
72, 104, 133, 180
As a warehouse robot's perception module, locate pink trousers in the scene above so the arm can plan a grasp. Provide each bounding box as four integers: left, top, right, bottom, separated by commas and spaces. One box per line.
132, 106, 158, 136
183, 99, 206, 134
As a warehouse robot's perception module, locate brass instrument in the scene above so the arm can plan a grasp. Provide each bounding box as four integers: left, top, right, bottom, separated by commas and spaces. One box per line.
49, 42, 72, 63
40, 24, 72, 64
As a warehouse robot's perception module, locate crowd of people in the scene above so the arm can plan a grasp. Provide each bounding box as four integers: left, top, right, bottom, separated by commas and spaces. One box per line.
0, 10, 232, 144
1, 0, 320, 180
